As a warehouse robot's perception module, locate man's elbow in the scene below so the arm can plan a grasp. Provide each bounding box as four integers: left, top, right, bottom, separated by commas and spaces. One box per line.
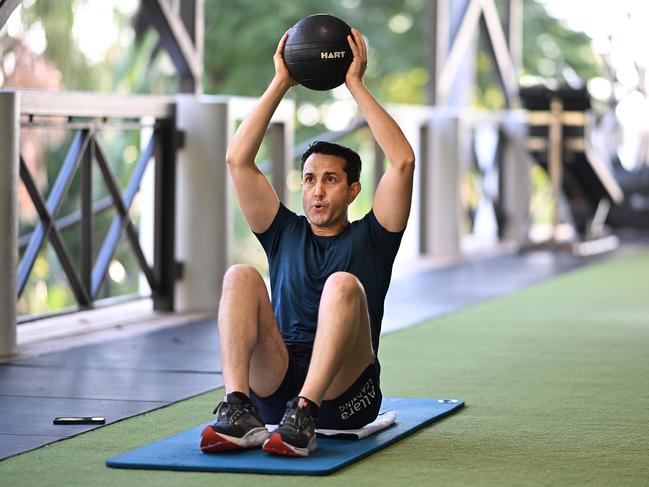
395, 153, 416, 172
225, 148, 240, 168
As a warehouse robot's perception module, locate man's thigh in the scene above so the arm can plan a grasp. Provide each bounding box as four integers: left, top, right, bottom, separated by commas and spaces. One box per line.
321, 278, 375, 400
247, 286, 289, 397
220, 264, 289, 397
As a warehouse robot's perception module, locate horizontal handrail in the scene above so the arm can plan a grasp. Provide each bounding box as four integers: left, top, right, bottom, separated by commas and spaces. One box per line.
4, 89, 174, 119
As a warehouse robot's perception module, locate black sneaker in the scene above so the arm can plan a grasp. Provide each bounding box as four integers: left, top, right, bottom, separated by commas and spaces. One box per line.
200, 393, 268, 452
262, 397, 317, 457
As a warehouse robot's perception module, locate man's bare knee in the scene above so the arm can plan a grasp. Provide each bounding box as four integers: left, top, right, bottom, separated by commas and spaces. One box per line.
219, 265, 269, 334
322, 272, 364, 300
221, 264, 267, 299
223, 264, 263, 286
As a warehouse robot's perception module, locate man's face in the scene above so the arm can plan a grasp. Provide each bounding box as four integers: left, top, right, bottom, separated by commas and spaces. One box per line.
301, 153, 361, 236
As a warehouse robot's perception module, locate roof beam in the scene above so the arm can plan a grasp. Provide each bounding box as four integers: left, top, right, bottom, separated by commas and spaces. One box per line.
479, 0, 519, 107
141, 0, 203, 93
436, 0, 482, 105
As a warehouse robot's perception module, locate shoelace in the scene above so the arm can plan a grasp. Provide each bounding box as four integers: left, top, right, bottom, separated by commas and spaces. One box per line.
281, 403, 312, 431
213, 401, 255, 424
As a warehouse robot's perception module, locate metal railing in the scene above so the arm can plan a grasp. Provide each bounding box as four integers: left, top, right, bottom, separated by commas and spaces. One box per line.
11, 91, 178, 320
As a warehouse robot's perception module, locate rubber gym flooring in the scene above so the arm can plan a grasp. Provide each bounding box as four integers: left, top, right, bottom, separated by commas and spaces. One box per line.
1, 239, 648, 484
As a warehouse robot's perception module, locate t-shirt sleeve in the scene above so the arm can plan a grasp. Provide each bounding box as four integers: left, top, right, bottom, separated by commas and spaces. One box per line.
253, 203, 298, 258
366, 209, 405, 260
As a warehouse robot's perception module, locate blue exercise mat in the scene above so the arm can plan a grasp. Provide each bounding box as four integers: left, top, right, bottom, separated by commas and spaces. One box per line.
106, 397, 464, 476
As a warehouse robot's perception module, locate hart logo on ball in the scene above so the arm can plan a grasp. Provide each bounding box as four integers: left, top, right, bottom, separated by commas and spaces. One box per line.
320, 51, 346, 59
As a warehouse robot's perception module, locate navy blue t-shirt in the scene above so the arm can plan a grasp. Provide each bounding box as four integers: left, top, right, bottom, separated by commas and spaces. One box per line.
254, 204, 404, 355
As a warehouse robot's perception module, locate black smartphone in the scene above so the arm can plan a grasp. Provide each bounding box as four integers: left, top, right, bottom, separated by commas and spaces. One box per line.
53, 417, 106, 425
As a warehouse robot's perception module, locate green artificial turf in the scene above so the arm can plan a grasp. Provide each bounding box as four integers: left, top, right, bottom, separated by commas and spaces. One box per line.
2, 251, 649, 485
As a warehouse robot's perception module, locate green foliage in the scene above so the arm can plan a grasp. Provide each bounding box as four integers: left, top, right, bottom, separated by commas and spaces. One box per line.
21, 2, 92, 88
521, 0, 601, 84
12, 0, 177, 93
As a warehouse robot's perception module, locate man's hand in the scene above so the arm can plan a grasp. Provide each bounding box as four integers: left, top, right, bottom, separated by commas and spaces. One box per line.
345, 28, 368, 88
274, 30, 298, 90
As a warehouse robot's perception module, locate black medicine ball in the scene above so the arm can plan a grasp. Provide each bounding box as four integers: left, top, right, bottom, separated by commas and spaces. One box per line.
283, 14, 353, 91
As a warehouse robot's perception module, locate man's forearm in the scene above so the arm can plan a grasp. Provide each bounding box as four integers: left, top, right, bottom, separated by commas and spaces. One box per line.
226, 77, 292, 169
347, 80, 415, 169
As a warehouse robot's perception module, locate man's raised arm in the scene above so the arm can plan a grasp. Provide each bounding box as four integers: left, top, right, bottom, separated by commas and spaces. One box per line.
225, 31, 297, 234
345, 28, 416, 233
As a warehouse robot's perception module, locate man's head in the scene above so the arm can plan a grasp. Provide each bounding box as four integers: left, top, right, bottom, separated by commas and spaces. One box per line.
300, 141, 362, 236
301, 141, 362, 185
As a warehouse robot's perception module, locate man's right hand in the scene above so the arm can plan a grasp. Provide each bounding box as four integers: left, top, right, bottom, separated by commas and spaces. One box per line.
274, 30, 298, 90
345, 28, 368, 89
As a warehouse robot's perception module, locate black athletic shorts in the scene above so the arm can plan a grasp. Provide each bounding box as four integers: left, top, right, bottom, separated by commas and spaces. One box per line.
250, 344, 382, 430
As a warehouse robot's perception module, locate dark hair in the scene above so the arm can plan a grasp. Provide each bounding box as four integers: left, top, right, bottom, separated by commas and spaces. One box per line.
301, 141, 362, 185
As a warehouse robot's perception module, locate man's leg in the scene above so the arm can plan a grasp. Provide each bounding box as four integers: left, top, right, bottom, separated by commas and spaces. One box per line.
201, 264, 287, 452
263, 271, 375, 457
300, 271, 375, 403
218, 264, 288, 397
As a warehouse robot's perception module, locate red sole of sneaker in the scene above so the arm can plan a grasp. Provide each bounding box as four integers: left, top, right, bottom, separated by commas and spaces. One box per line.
200, 427, 247, 453
262, 432, 306, 457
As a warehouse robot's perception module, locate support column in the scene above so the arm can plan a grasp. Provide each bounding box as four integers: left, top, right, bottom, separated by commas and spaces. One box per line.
0, 91, 19, 358
421, 110, 464, 261
500, 113, 530, 244
174, 95, 229, 312
268, 120, 294, 206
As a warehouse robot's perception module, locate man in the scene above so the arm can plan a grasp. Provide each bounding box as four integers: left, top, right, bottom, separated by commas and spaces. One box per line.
200, 27, 415, 457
